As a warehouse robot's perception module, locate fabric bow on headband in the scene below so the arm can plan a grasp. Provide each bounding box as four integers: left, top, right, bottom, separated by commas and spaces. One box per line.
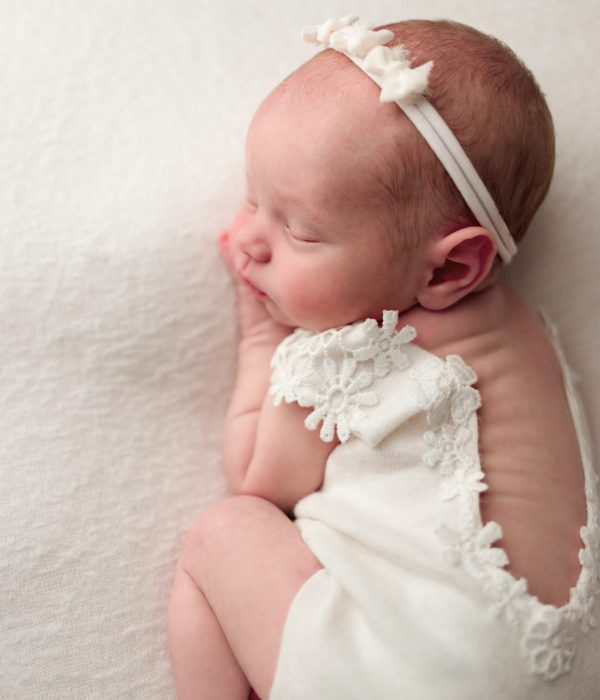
302, 15, 433, 106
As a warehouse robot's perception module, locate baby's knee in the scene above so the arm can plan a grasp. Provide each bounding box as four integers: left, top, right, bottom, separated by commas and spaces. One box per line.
180, 495, 270, 568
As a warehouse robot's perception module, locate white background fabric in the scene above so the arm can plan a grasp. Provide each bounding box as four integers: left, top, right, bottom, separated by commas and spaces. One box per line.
0, 1, 598, 697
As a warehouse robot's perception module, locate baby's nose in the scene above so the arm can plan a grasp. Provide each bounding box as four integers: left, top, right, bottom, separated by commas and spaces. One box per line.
242, 238, 271, 263
235, 220, 271, 263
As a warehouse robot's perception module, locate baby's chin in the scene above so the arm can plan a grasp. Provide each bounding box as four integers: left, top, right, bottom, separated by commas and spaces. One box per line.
264, 301, 372, 332
263, 300, 298, 329
264, 302, 324, 331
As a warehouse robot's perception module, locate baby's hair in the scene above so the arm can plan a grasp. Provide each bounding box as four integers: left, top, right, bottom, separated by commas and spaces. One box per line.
379, 20, 555, 258
280, 20, 555, 262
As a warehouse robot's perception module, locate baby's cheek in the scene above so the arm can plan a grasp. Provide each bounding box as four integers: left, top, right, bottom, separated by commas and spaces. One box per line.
285, 273, 349, 326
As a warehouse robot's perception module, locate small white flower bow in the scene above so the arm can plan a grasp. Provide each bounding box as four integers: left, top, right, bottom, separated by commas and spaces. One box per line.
302, 16, 432, 105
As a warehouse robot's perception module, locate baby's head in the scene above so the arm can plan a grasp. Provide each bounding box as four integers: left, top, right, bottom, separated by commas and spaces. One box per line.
232, 19, 554, 330
288, 19, 555, 256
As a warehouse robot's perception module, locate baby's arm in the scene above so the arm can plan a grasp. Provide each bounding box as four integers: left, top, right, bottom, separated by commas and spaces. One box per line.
220, 232, 337, 514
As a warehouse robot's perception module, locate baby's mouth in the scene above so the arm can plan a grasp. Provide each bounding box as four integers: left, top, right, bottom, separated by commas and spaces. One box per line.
241, 274, 267, 300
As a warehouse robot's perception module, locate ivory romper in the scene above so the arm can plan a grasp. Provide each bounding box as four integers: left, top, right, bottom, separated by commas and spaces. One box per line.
268, 310, 600, 700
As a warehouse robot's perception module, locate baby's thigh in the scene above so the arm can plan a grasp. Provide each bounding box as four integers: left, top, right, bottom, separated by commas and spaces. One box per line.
181, 495, 322, 698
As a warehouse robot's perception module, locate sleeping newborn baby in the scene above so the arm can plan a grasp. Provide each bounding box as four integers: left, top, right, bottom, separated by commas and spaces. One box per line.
168, 17, 600, 700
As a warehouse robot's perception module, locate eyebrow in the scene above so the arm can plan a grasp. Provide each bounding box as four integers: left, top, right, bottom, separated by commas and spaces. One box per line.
246, 170, 333, 224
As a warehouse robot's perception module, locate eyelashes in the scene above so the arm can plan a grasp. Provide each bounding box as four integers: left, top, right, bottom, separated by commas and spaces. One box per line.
245, 198, 321, 244
283, 223, 320, 244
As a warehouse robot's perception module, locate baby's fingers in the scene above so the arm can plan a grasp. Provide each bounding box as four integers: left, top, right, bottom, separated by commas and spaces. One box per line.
218, 230, 236, 274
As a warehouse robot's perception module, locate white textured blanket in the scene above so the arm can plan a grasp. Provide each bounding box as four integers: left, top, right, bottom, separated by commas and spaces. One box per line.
0, 1, 598, 697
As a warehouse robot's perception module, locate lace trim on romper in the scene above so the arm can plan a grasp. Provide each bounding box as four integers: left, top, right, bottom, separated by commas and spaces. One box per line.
269, 309, 600, 682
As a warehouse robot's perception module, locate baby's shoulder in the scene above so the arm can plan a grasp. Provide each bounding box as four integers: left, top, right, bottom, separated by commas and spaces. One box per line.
402, 283, 571, 465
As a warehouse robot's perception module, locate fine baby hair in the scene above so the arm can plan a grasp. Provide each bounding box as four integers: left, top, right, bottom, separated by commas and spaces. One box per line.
294, 17, 555, 266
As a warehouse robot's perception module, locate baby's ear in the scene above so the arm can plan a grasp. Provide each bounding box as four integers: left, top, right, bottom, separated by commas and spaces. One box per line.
416, 227, 497, 311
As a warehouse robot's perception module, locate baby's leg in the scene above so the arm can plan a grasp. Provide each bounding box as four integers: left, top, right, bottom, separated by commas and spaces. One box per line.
168, 495, 322, 700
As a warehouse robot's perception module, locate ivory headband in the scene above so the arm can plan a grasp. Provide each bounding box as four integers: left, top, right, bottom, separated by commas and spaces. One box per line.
302, 16, 517, 264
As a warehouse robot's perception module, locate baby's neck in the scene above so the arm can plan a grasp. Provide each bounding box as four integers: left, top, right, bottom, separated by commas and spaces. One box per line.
400, 280, 518, 357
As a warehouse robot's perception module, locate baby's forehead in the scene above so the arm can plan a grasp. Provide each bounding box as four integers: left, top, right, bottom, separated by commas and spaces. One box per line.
247, 53, 409, 191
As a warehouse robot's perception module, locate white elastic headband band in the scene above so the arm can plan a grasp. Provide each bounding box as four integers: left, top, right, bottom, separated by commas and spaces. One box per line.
302, 16, 517, 264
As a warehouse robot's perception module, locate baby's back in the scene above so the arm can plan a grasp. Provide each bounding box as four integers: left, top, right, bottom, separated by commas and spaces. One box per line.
404, 281, 587, 606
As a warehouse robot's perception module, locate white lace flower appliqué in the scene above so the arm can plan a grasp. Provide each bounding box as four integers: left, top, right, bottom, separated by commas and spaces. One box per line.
269, 310, 416, 443
423, 423, 473, 475
579, 524, 600, 592
300, 355, 377, 443
522, 609, 577, 681
339, 314, 416, 375
413, 354, 481, 429
270, 330, 315, 406
436, 520, 509, 573
440, 468, 488, 502
413, 354, 481, 480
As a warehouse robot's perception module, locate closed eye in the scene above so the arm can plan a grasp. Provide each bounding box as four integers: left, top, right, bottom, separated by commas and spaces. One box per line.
291, 233, 320, 243
284, 223, 321, 244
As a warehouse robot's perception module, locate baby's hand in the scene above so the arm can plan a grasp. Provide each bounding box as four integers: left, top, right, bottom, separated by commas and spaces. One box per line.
219, 230, 289, 341
218, 230, 237, 277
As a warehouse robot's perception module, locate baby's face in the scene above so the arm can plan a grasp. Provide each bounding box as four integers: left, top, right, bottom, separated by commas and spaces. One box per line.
228, 72, 428, 330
